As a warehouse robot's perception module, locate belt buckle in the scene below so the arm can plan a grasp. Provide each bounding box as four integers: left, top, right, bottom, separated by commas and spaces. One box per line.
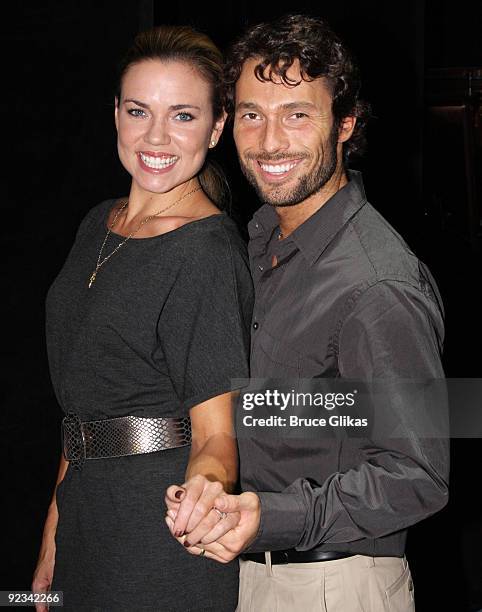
279, 551, 290, 564
272, 551, 290, 565
61, 412, 86, 470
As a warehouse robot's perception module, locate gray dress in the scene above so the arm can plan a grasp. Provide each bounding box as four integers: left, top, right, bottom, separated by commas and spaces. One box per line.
47, 200, 253, 611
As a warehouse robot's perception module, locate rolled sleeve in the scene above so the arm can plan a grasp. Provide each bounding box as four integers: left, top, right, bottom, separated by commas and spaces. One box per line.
245, 492, 307, 553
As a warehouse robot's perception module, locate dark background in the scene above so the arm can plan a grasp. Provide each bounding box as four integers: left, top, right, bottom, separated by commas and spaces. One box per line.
2, 1, 481, 610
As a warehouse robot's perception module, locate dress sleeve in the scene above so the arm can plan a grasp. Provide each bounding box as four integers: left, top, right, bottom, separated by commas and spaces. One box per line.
247, 279, 449, 552
157, 227, 253, 413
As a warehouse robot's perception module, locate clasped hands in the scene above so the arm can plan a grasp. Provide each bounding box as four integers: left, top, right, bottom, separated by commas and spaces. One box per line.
164, 475, 261, 563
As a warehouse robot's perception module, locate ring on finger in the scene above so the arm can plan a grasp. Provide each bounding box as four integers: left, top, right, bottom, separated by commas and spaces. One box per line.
213, 507, 227, 520
199, 547, 206, 557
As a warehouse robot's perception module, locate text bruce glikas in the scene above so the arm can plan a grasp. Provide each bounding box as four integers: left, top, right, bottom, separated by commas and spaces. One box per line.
241, 389, 368, 428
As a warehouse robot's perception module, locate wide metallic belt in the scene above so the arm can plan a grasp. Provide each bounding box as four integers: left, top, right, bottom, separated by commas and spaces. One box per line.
61, 413, 191, 470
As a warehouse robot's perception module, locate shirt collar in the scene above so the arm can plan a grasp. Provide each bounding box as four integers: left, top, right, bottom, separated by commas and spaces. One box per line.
248, 170, 368, 266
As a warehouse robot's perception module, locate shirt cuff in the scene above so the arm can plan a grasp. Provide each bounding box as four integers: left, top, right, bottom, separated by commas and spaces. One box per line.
244, 492, 307, 553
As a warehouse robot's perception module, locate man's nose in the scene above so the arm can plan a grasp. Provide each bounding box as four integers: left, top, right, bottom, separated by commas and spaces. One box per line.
259, 118, 289, 155
144, 116, 171, 146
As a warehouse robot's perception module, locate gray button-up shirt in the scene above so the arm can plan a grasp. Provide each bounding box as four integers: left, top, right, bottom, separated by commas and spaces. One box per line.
238, 170, 449, 556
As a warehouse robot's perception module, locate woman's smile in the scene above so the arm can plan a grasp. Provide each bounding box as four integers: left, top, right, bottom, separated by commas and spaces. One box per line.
138, 151, 179, 173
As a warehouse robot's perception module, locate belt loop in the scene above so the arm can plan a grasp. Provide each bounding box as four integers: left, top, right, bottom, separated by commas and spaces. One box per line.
264, 551, 273, 577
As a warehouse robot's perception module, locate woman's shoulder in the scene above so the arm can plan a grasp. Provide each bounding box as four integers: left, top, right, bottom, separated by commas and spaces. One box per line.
86, 197, 120, 223
183, 212, 245, 243
75, 198, 118, 237
182, 213, 248, 261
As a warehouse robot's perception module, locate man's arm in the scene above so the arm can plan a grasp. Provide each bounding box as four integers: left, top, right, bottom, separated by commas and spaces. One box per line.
243, 280, 449, 553
198, 279, 449, 559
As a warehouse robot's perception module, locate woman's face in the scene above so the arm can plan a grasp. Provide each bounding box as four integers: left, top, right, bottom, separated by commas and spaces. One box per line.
115, 59, 224, 195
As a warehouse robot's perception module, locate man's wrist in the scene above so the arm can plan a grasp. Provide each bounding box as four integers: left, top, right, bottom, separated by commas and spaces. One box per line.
244, 491, 306, 553
243, 492, 262, 550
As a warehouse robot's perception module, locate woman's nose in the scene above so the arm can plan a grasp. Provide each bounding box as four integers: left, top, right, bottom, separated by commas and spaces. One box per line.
144, 116, 171, 146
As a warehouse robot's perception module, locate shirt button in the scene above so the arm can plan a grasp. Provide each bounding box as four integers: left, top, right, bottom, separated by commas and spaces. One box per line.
258, 265, 264, 271
252, 321, 259, 330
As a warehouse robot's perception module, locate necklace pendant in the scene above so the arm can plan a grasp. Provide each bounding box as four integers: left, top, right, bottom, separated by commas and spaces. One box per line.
88, 271, 97, 288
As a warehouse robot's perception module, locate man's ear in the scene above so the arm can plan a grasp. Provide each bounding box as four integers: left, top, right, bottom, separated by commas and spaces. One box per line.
338, 116, 357, 143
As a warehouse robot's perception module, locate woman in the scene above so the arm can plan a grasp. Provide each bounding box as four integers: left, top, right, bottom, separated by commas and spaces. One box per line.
32, 25, 253, 611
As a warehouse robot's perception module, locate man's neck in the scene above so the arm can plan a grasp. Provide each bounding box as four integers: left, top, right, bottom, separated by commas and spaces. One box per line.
276, 166, 348, 238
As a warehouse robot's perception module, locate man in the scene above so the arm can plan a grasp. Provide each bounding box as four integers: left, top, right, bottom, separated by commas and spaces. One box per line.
166, 14, 449, 611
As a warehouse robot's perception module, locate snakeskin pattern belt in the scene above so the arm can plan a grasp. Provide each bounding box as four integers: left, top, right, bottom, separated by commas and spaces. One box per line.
61, 413, 192, 470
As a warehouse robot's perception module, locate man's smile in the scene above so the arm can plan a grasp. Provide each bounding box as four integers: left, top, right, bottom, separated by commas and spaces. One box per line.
255, 158, 303, 181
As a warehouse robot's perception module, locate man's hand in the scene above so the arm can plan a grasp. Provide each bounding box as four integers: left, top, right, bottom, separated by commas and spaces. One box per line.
165, 492, 261, 563
165, 475, 240, 544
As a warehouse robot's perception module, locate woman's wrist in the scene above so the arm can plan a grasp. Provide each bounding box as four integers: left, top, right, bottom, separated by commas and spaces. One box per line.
186, 436, 237, 493
185, 464, 236, 493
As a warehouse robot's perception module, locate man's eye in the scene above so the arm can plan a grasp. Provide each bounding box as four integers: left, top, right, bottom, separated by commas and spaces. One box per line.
127, 108, 147, 117
175, 112, 194, 121
292, 112, 308, 119
243, 112, 260, 120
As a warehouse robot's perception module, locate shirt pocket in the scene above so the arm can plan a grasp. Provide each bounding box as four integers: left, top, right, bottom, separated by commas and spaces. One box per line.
254, 328, 301, 378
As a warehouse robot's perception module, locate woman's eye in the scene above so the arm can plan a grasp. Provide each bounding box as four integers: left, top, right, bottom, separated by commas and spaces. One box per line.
175, 112, 194, 121
127, 108, 146, 117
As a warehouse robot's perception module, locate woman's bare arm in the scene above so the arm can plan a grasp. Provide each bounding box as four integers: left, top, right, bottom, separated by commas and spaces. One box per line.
32, 453, 69, 609
165, 391, 240, 538
41, 453, 69, 539
185, 391, 238, 492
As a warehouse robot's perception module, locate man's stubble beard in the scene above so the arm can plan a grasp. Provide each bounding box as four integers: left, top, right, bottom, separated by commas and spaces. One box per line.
238, 124, 340, 208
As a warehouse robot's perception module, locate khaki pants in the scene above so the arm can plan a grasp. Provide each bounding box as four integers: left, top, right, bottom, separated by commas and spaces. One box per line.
237, 553, 415, 612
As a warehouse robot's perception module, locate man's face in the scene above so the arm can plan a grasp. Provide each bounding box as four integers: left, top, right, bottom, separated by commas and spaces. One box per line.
233, 58, 342, 207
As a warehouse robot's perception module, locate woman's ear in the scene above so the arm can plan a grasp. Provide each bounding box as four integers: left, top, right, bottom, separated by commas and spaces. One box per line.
209, 111, 227, 148
114, 96, 120, 132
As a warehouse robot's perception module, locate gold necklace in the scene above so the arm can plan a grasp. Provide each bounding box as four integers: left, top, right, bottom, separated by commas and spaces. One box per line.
88, 186, 202, 288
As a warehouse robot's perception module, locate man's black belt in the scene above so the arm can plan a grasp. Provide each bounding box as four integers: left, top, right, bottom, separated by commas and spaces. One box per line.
242, 550, 355, 565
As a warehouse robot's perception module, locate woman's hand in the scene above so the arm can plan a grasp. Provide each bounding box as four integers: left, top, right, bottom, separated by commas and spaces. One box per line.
32, 539, 56, 611
164, 484, 183, 521
165, 492, 259, 563
165, 475, 240, 545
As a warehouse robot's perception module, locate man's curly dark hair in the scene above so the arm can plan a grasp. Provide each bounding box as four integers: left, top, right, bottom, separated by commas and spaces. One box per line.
224, 14, 372, 160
